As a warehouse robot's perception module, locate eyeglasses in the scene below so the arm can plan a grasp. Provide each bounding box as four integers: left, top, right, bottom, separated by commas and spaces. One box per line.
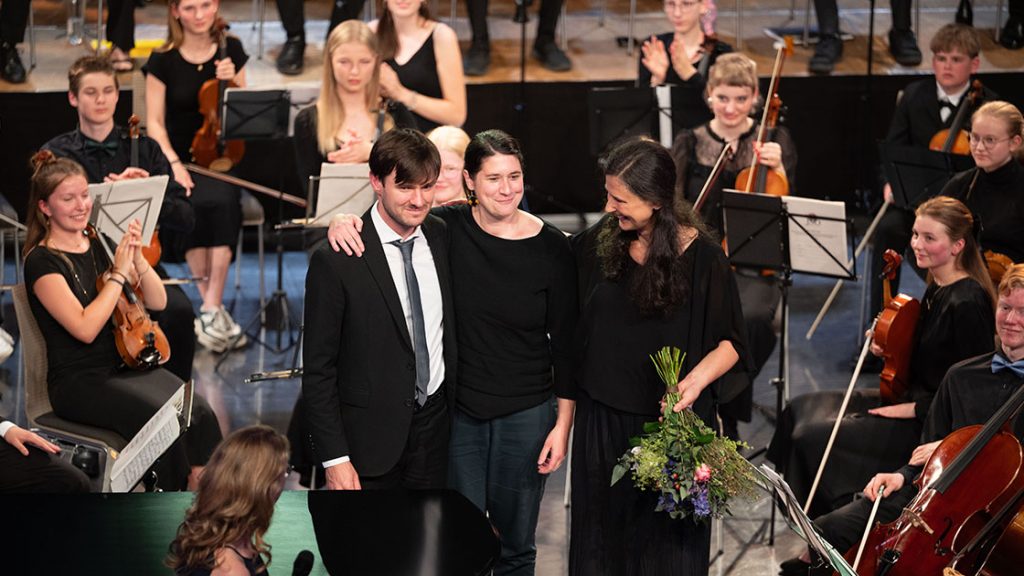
968, 133, 1012, 148
664, 0, 701, 11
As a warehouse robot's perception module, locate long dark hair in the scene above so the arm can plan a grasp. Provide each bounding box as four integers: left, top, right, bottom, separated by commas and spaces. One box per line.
462, 129, 524, 202
597, 137, 708, 317
376, 0, 433, 62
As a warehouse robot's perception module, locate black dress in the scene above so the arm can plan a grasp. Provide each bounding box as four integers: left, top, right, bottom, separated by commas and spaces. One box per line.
24, 241, 222, 490
636, 34, 732, 130
768, 277, 994, 517
385, 27, 444, 133
142, 38, 248, 252
569, 220, 751, 576
943, 160, 1024, 264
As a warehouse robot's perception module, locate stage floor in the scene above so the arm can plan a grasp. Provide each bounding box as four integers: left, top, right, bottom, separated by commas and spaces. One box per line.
3, 0, 1021, 95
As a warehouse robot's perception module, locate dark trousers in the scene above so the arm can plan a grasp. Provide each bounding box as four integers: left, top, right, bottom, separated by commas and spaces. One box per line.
814, 483, 916, 553
275, 0, 305, 39
868, 206, 921, 326
467, 0, 563, 47
105, 0, 135, 51
150, 279, 196, 383
449, 398, 556, 576
0, 440, 91, 493
330, 0, 366, 37
814, 0, 912, 34
0, 0, 29, 44
360, 388, 450, 490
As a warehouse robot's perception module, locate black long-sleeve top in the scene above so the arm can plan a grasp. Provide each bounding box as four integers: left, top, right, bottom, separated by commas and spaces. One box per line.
436, 205, 578, 420
43, 127, 195, 233
636, 33, 732, 130
897, 351, 1024, 485
942, 160, 1024, 263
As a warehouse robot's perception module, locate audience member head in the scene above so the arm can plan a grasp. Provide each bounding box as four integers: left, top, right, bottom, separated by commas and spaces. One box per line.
913, 196, 995, 302
316, 20, 386, 155
368, 128, 440, 236
25, 151, 89, 257
705, 53, 758, 129
969, 101, 1024, 170
427, 126, 470, 205
929, 24, 980, 93
164, 0, 222, 49
462, 130, 524, 215
597, 137, 707, 316
167, 425, 290, 573
995, 264, 1024, 359
377, 0, 433, 62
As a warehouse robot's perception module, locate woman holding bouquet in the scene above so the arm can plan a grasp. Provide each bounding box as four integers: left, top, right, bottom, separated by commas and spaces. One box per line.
569, 136, 751, 575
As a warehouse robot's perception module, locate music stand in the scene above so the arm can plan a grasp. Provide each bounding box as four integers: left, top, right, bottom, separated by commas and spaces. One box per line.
880, 143, 975, 208
219, 88, 297, 360
722, 190, 854, 544
588, 86, 685, 155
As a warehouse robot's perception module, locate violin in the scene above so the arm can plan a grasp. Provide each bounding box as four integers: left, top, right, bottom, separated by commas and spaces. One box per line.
844, 377, 1024, 576
929, 80, 983, 156
127, 115, 163, 267
190, 18, 244, 172
86, 224, 171, 370
985, 251, 1014, 287
734, 36, 792, 197
872, 249, 920, 403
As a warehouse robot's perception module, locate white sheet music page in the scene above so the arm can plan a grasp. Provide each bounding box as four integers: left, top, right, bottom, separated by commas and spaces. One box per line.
110, 384, 184, 493
782, 196, 850, 277
88, 175, 168, 246
310, 163, 374, 226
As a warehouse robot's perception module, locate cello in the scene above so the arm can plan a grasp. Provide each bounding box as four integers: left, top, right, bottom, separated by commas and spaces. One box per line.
734, 36, 792, 197
929, 80, 983, 156
190, 18, 244, 172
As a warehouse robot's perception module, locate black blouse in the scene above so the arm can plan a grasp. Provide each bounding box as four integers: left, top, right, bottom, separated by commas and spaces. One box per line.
636, 34, 732, 129
907, 277, 995, 421
386, 28, 443, 133
142, 37, 249, 163
942, 160, 1024, 263
437, 205, 578, 420
572, 219, 751, 422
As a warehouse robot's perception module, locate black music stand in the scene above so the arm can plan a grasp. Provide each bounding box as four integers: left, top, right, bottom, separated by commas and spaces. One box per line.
880, 143, 975, 208
218, 88, 297, 363
722, 191, 854, 545
587, 86, 683, 156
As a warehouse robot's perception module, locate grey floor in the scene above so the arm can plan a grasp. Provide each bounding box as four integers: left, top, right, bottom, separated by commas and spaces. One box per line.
0, 230, 928, 575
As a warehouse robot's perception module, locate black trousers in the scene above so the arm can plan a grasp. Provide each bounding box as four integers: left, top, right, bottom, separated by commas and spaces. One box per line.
0, 0, 29, 44
814, 0, 912, 34
274, 0, 366, 40
150, 272, 196, 383
105, 0, 135, 52
360, 388, 450, 490
467, 0, 563, 47
0, 440, 91, 493
814, 482, 916, 553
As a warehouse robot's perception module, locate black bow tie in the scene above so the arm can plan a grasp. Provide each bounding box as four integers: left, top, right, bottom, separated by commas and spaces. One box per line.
938, 99, 956, 111
84, 138, 119, 157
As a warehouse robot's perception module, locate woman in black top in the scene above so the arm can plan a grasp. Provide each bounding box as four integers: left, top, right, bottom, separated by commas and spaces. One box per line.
639, 0, 732, 128
769, 196, 996, 518
370, 0, 466, 132
23, 152, 222, 491
143, 0, 249, 352
168, 425, 289, 575
942, 101, 1024, 270
569, 137, 750, 576
327, 130, 577, 574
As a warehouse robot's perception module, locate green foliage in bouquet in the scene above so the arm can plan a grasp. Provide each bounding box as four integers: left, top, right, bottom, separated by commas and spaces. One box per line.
611, 347, 760, 522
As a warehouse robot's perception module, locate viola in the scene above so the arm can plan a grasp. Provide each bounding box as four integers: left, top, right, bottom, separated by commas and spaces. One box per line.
86, 225, 171, 370
127, 115, 163, 267
873, 249, 919, 403
190, 18, 244, 172
844, 378, 1024, 576
734, 36, 792, 198
929, 80, 983, 156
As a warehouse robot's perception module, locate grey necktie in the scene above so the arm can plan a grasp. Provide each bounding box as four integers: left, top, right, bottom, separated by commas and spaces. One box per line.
391, 238, 430, 407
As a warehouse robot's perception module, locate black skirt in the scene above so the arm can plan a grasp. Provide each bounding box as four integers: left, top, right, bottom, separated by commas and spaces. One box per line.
184, 172, 242, 250
569, 391, 711, 576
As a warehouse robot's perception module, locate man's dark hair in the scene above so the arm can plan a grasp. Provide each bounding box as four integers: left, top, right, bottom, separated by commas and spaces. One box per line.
68, 55, 118, 95
369, 128, 441, 186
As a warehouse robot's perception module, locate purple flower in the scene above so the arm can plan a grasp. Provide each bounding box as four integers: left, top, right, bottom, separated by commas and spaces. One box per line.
690, 484, 711, 518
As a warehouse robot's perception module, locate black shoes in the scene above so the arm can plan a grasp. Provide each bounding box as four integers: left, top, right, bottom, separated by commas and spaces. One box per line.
1000, 17, 1024, 50
0, 41, 26, 84
276, 37, 305, 76
808, 34, 843, 75
888, 28, 922, 66
532, 41, 572, 72
779, 556, 833, 576
463, 44, 491, 76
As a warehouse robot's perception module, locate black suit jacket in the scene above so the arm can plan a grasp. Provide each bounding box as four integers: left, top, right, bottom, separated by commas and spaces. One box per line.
886, 78, 999, 148
302, 209, 457, 477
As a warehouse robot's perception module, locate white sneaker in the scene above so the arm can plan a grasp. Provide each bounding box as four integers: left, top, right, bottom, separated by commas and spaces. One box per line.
0, 327, 14, 364
215, 307, 248, 349
195, 309, 230, 353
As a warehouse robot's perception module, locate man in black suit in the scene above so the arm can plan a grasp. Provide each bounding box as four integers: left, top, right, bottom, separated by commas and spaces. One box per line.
0, 0, 29, 83
0, 419, 90, 493
303, 128, 455, 490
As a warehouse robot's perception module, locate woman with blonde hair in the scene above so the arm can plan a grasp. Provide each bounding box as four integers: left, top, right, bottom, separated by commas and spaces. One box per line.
168, 425, 290, 576
143, 0, 249, 353
293, 20, 416, 191
426, 125, 470, 205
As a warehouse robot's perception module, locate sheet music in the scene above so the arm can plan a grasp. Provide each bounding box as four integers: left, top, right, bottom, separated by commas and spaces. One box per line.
310, 163, 375, 226
109, 384, 186, 493
782, 196, 851, 278
88, 176, 167, 245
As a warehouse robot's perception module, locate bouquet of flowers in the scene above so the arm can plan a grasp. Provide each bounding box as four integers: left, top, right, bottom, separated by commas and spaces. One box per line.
611, 346, 760, 522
